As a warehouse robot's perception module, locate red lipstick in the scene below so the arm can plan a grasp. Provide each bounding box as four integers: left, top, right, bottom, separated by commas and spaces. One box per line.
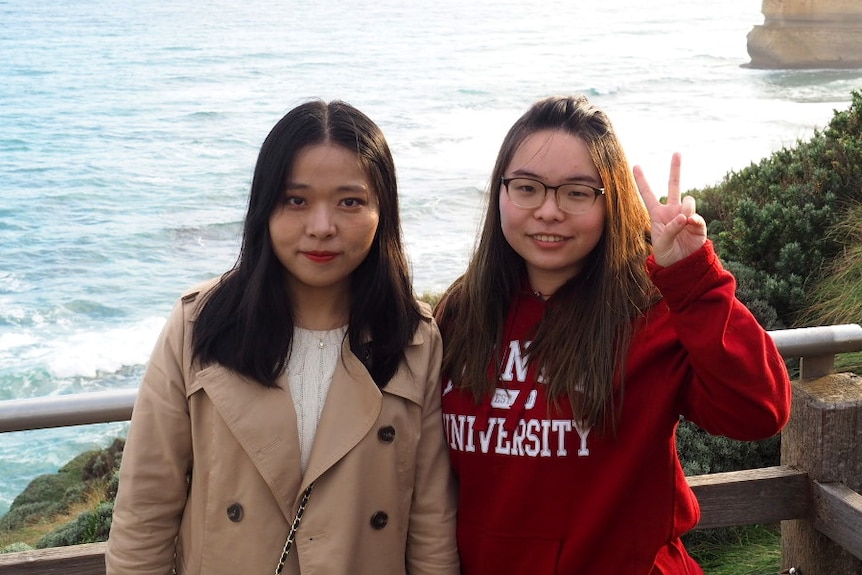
303, 251, 338, 263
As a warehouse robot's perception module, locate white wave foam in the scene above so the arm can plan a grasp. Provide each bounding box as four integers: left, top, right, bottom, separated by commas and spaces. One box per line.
45, 316, 167, 379
0, 296, 28, 323
0, 272, 26, 294
0, 330, 38, 352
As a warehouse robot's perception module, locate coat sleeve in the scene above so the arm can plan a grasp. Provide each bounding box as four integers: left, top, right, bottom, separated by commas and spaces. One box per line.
405, 317, 461, 575
106, 297, 194, 575
647, 240, 792, 441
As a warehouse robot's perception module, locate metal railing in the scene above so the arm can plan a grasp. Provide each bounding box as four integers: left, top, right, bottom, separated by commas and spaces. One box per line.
0, 388, 136, 433
2, 323, 860, 434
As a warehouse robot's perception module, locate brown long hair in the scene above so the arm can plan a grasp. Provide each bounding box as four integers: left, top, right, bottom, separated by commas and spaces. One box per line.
437, 95, 658, 428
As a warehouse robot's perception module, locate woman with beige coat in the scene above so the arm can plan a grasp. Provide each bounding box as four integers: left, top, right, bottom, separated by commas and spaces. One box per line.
106, 100, 459, 575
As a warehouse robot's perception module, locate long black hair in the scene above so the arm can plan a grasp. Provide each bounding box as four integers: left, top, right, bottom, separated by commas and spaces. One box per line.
192, 100, 421, 388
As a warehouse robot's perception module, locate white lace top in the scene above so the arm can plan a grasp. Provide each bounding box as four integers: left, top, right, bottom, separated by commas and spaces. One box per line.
287, 325, 348, 473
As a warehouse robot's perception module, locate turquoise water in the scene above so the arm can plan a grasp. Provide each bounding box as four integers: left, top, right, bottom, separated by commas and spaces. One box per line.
1, 0, 861, 514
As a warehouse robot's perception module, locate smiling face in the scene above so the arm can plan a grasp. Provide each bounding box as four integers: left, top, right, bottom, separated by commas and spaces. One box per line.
269, 142, 380, 300
499, 129, 606, 296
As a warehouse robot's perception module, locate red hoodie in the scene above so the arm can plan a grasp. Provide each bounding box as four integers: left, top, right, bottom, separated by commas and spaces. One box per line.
441, 242, 791, 574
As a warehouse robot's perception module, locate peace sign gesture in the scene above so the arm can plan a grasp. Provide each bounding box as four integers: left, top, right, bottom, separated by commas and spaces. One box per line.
633, 153, 707, 268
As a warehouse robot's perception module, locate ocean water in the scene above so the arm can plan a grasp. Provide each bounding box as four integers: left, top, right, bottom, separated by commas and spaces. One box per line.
1, 0, 860, 515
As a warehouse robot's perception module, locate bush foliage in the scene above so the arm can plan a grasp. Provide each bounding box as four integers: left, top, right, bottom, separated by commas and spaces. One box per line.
0, 452, 92, 532
693, 89, 862, 328
0, 439, 123, 547
36, 502, 114, 548
675, 420, 780, 476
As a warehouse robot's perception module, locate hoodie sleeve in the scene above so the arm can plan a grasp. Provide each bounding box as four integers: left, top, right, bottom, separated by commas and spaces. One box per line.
646, 240, 792, 440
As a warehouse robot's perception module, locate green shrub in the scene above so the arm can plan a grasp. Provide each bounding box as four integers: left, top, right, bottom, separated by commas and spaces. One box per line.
693, 90, 862, 328
1, 542, 34, 553
0, 442, 125, 537
104, 464, 121, 502
7, 471, 79, 509
35, 502, 114, 548
82, 438, 124, 481
0, 470, 80, 531
0, 501, 66, 532
418, 291, 442, 309
676, 420, 781, 476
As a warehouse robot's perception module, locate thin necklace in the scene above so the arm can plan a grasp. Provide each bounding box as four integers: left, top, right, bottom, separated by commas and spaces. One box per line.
531, 285, 550, 300
304, 326, 347, 349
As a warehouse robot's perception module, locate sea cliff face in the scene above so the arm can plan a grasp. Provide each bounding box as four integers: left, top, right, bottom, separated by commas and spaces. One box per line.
747, 0, 862, 68
0, 440, 121, 551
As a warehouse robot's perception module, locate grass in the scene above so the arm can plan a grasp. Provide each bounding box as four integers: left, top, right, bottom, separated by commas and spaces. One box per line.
800, 205, 862, 328
0, 480, 109, 551
686, 524, 782, 575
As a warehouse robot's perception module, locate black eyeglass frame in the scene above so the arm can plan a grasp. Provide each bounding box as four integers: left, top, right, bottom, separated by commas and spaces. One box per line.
501, 177, 605, 213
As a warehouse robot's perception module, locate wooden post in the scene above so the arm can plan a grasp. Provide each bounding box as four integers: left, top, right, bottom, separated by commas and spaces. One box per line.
781, 372, 862, 572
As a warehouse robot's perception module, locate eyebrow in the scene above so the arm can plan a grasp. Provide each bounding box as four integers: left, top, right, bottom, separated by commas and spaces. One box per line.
285, 181, 370, 193
510, 168, 602, 186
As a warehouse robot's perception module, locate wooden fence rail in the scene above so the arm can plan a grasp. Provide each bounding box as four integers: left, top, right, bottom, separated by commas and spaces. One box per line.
1, 324, 862, 574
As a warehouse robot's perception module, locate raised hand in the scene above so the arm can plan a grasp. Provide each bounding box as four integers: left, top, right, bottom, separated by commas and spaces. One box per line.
633, 153, 707, 268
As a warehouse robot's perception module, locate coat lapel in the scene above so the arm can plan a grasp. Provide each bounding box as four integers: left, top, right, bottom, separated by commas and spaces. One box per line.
195, 365, 302, 521
301, 342, 382, 492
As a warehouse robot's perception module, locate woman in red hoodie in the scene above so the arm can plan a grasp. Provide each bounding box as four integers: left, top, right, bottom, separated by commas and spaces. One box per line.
435, 95, 791, 574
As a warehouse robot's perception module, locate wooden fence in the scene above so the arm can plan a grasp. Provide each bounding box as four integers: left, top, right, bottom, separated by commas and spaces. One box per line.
1, 324, 861, 574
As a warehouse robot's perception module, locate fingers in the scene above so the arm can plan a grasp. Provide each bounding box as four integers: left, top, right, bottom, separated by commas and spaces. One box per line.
671, 197, 702, 235
632, 164, 660, 211
634, 153, 682, 211
681, 194, 696, 218
686, 211, 708, 236
666, 152, 682, 205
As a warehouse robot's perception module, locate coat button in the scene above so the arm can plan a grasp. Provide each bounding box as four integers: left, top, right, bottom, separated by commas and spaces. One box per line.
370, 511, 388, 530
377, 425, 396, 443
226, 503, 243, 522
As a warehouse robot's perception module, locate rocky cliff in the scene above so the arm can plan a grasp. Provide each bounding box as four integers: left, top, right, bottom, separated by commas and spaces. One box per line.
747, 0, 862, 68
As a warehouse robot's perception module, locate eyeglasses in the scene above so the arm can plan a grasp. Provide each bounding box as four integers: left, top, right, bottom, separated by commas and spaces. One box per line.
501, 177, 605, 215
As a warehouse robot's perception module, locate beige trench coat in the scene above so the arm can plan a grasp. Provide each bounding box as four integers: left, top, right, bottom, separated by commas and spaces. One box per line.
106, 281, 459, 575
